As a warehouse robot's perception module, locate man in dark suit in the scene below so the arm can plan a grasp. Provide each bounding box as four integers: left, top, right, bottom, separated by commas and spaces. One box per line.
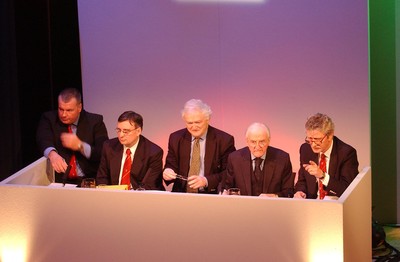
36, 88, 109, 185
96, 111, 164, 190
163, 99, 235, 194
294, 113, 359, 199
224, 123, 294, 197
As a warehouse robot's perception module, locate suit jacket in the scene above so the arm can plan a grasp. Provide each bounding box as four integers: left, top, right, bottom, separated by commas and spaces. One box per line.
164, 125, 235, 194
96, 136, 164, 190
295, 136, 359, 199
225, 146, 294, 197
36, 110, 108, 181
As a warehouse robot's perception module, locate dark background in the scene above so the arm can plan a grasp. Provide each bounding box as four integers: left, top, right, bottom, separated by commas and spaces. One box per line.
0, 0, 82, 180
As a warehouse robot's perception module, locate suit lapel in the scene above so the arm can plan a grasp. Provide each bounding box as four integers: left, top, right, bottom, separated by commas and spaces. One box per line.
204, 127, 216, 175
110, 142, 124, 185
179, 131, 192, 177
75, 111, 86, 137
263, 151, 275, 192
328, 137, 338, 178
240, 149, 252, 195
130, 136, 144, 182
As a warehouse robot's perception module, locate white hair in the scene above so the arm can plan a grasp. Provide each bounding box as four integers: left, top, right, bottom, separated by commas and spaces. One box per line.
181, 99, 212, 120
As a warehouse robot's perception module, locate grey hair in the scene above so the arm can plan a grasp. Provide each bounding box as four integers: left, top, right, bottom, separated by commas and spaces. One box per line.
305, 113, 335, 135
181, 99, 212, 120
246, 122, 271, 142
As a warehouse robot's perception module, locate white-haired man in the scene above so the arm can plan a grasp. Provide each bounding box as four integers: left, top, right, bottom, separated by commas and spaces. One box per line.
163, 99, 236, 194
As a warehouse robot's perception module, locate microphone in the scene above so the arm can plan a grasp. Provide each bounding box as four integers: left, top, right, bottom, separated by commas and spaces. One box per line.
62, 165, 71, 186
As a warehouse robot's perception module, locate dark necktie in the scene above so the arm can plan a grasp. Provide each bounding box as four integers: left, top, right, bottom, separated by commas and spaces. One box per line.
68, 125, 77, 178
319, 153, 327, 200
121, 149, 132, 189
187, 138, 200, 193
254, 157, 263, 181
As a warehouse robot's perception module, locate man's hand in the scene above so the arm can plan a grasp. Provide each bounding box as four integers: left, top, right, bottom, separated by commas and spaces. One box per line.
294, 191, 306, 199
60, 132, 81, 151
259, 193, 278, 198
163, 168, 177, 181
187, 176, 207, 189
303, 161, 324, 179
48, 150, 68, 173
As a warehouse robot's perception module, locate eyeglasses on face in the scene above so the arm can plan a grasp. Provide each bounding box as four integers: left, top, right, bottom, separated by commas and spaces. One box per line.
115, 127, 137, 135
305, 134, 327, 145
185, 120, 205, 127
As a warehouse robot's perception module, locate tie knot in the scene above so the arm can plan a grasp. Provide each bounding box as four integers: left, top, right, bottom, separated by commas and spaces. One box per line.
320, 153, 326, 160
126, 148, 131, 156
68, 125, 73, 133
254, 157, 263, 167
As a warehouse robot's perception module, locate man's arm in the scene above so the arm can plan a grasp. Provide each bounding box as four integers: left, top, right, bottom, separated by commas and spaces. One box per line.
88, 117, 108, 161
96, 141, 111, 185
204, 135, 236, 192
142, 147, 164, 190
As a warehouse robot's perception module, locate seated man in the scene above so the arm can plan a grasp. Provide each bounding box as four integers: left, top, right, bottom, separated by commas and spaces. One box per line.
163, 99, 236, 194
96, 111, 164, 190
225, 122, 294, 197
294, 113, 359, 199
36, 88, 108, 185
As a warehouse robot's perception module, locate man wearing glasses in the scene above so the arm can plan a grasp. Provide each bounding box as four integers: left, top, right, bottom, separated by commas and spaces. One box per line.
224, 122, 294, 197
163, 99, 236, 194
294, 113, 359, 199
96, 111, 164, 190
37, 88, 109, 185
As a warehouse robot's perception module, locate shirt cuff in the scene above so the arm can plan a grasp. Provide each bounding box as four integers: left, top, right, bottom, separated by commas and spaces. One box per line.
44, 147, 56, 158
81, 142, 91, 159
322, 173, 330, 186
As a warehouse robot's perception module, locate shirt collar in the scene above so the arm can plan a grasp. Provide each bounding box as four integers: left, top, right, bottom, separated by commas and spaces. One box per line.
72, 115, 80, 126
251, 153, 266, 161
322, 139, 333, 159
192, 132, 207, 142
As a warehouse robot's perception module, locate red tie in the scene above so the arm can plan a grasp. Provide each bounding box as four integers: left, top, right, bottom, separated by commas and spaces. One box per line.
121, 149, 132, 189
68, 125, 78, 178
319, 153, 327, 199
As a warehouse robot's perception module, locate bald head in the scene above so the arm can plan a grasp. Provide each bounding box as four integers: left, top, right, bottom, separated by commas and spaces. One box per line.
246, 122, 270, 157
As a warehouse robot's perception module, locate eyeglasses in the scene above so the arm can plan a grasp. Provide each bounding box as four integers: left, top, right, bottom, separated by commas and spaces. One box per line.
248, 140, 267, 148
175, 174, 188, 181
185, 120, 205, 128
305, 134, 327, 145
115, 127, 137, 135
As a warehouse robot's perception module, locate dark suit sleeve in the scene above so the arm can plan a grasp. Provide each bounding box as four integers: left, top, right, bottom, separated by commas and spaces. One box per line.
141, 145, 164, 190
164, 133, 180, 186
87, 115, 108, 162
294, 143, 318, 199
36, 111, 59, 155
96, 140, 111, 185
224, 153, 236, 191
295, 167, 308, 196
275, 152, 294, 197
204, 134, 236, 193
